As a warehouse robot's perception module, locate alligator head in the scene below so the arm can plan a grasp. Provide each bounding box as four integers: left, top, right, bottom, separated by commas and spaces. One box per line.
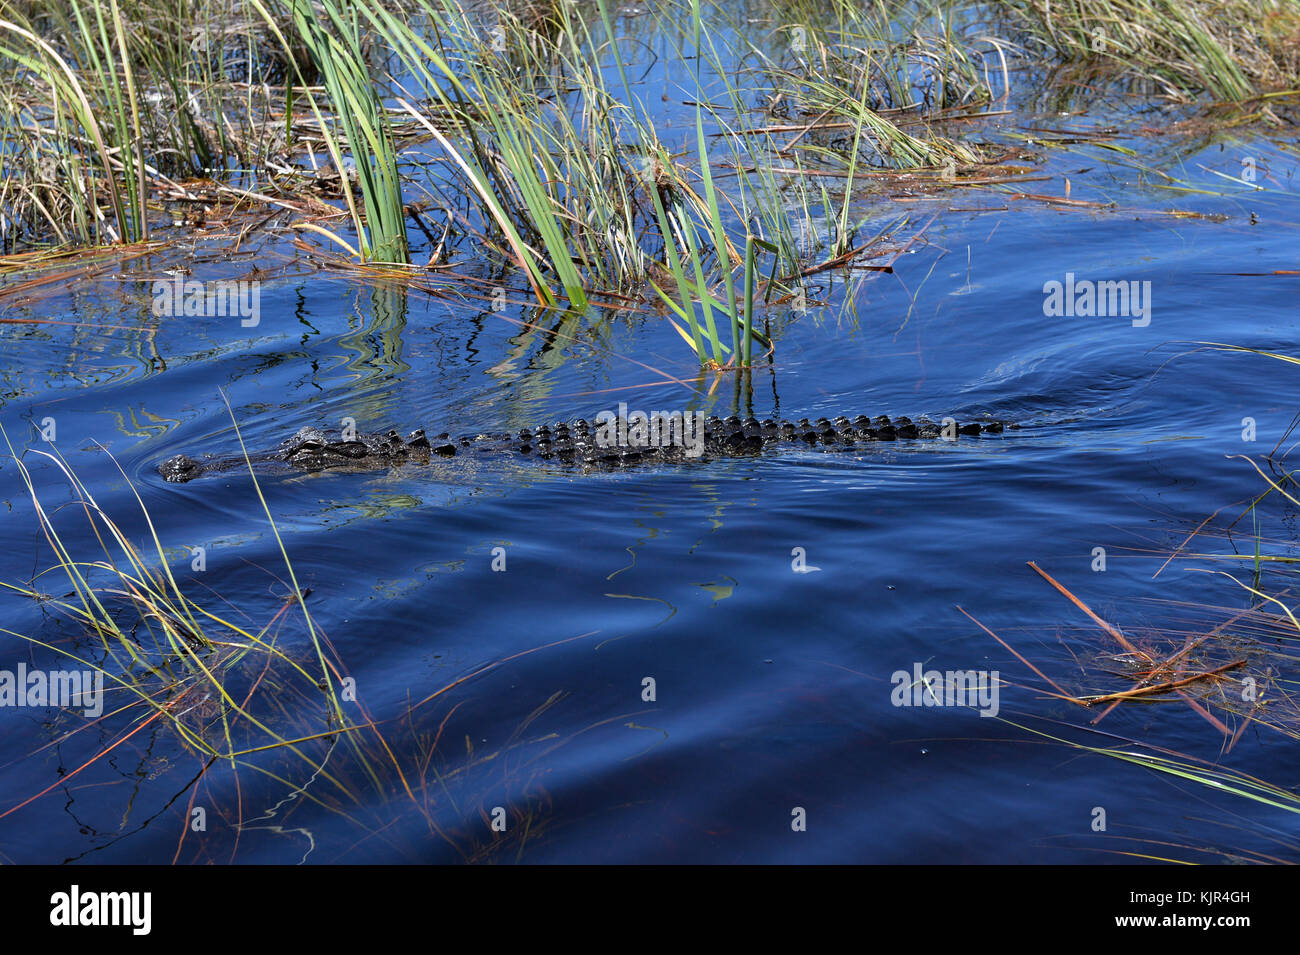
278, 426, 434, 471
159, 453, 204, 483
158, 426, 439, 483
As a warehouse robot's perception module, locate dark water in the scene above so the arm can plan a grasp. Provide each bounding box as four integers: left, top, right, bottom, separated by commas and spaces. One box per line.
3, 18, 1300, 864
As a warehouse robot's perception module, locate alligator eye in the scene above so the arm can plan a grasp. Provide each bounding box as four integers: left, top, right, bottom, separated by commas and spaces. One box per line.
297, 440, 325, 452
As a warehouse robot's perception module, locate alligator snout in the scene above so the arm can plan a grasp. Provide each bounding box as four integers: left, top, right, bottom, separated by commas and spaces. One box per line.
159, 453, 202, 483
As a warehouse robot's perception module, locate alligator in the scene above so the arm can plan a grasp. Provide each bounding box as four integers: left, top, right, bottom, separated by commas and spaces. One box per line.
158, 413, 1018, 483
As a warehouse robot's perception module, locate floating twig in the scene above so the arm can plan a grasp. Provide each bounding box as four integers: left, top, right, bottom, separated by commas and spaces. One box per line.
1027, 560, 1151, 662
1080, 660, 1246, 706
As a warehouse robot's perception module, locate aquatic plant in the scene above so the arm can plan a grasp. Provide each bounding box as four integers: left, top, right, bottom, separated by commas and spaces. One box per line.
1007, 0, 1300, 101
0, 411, 607, 860
0, 414, 369, 788
0, 0, 301, 246
275, 0, 409, 262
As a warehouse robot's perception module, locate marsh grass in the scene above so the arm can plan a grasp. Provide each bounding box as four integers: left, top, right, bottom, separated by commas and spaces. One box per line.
1003, 718, 1300, 863
0, 14, 131, 244
349, 0, 788, 358
0, 0, 1293, 355
966, 343, 1300, 860
0, 420, 406, 861
1008, 0, 1300, 101
0, 0, 302, 247
0, 1, 1004, 308
0, 414, 610, 860
714, 0, 999, 161
972, 579, 1300, 861
0, 414, 381, 801
279, 0, 408, 262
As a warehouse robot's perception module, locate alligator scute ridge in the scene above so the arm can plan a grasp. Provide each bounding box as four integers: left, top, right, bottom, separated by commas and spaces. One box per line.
158, 414, 1020, 483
